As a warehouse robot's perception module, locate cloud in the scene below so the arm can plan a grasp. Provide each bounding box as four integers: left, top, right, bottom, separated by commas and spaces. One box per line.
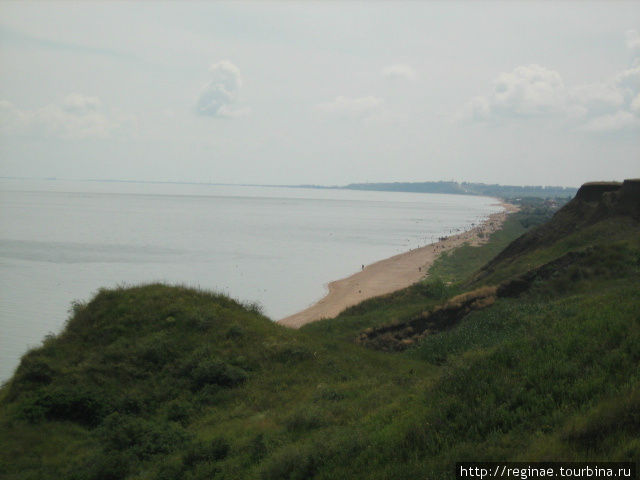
62, 93, 102, 114
614, 65, 640, 94
568, 65, 639, 120
568, 82, 625, 116
626, 29, 640, 53
631, 93, 640, 114
579, 111, 640, 132
456, 64, 567, 122
382, 64, 417, 82
458, 33, 640, 132
491, 64, 566, 117
0, 94, 134, 139
196, 60, 248, 118
315, 96, 383, 118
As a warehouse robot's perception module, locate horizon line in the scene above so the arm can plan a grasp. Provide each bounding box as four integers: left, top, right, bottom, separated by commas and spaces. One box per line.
0, 176, 581, 190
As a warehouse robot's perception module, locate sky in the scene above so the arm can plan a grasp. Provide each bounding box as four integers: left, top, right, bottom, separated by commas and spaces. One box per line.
0, 1, 639, 188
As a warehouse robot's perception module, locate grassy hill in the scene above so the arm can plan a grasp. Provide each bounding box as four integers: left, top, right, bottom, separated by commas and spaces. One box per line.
0, 180, 638, 480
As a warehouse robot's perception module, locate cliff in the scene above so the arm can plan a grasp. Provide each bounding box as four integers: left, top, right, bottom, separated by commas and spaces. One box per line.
476, 178, 640, 280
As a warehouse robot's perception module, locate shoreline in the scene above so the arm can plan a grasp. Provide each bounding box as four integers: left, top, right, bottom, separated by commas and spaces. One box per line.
278, 202, 519, 328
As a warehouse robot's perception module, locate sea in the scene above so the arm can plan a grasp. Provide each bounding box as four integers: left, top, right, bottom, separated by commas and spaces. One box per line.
0, 179, 503, 382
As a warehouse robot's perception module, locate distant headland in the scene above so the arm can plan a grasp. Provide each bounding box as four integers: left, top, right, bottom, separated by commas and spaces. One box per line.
291, 180, 578, 199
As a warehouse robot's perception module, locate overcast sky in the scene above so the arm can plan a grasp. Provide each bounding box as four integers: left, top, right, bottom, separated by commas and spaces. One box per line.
1, 1, 638, 187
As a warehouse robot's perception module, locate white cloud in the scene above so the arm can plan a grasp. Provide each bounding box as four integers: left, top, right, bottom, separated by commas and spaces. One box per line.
315, 96, 383, 118
62, 93, 102, 114
382, 64, 417, 82
631, 93, 640, 114
568, 82, 625, 117
0, 94, 133, 139
614, 65, 640, 94
459, 33, 640, 133
626, 29, 640, 52
567, 65, 639, 121
491, 64, 566, 116
196, 60, 248, 118
579, 111, 640, 132
457, 64, 567, 122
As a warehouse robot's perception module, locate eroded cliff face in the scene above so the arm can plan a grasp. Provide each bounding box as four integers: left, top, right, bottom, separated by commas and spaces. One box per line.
574, 182, 622, 202
596, 179, 640, 219
576, 179, 640, 202
477, 179, 640, 278
558, 179, 640, 224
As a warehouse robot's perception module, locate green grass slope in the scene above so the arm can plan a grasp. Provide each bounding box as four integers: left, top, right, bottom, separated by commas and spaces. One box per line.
1, 181, 638, 479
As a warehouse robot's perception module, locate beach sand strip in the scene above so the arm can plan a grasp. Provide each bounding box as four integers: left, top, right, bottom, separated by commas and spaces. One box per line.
278, 202, 518, 328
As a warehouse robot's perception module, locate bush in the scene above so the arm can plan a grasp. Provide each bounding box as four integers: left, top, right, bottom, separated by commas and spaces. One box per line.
154, 458, 184, 480
225, 323, 245, 340
562, 389, 640, 448
261, 443, 323, 480
179, 348, 248, 392
243, 301, 264, 315
69, 451, 135, 480
189, 359, 247, 391
249, 433, 268, 462
136, 336, 178, 368
284, 407, 327, 433
13, 356, 55, 387
416, 278, 448, 300
313, 386, 345, 402
166, 399, 194, 424
182, 437, 230, 467
96, 413, 188, 460
267, 343, 312, 363
20, 386, 109, 426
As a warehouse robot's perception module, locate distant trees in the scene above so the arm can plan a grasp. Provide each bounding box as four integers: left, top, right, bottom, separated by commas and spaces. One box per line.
344, 181, 577, 199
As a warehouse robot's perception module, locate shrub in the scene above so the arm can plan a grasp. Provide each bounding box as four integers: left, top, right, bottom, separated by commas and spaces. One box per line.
13, 356, 55, 387
261, 443, 323, 480
182, 437, 230, 467
417, 278, 448, 300
69, 451, 135, 480
267, 343, 312, 363
154, 459, 184, 480
136, 336, 178, 368
20, 386, 109, 426
562, 389, 640, 448
189, 359, 247, 391
115, 392, 146, 415
96, 413, 188, 460
249, 433, 268, 462
313, 386, 345, 402
284, 407, 326, 433
166, 399, 194, 424
243, 301, 264, 315
225, 323, 245, 340
179, 348, 249, 392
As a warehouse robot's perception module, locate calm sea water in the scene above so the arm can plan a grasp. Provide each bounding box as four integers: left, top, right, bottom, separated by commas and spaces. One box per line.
0, 179, 502, 381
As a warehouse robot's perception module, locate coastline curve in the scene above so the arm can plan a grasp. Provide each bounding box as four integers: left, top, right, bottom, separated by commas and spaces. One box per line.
278, 202, 519, 328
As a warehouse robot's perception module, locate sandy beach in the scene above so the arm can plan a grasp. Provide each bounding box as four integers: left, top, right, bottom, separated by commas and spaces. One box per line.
278, 202, 518, 328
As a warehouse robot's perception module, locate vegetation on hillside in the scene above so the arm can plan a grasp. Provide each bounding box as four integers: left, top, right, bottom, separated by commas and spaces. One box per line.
0, 181, 638, 479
